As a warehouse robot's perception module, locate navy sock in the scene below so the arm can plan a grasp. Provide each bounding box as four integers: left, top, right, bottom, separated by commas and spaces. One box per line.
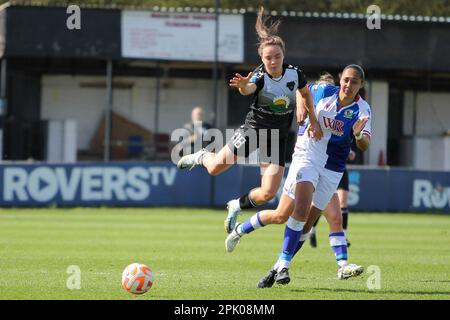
342, 207, 349, 230
239, 193, 257, 210
313, 215, 320, 227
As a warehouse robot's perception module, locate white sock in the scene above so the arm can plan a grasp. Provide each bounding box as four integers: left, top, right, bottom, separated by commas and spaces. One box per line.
196, 149, 208, 165
272, 260, 279, 271
230, 199, 240, 211
300, 233, 310, 242
277, 260, 290, 271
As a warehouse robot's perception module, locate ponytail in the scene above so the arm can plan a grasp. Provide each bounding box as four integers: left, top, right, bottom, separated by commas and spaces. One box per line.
255, 7, 285, 56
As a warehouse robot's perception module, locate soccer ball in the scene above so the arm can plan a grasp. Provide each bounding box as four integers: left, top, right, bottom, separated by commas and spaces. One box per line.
121, 263, 154, 294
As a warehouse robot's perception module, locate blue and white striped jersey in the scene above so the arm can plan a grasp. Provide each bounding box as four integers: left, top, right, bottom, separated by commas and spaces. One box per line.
295, 84, 372, 172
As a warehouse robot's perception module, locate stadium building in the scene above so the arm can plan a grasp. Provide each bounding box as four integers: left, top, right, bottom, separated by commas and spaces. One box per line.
0, 2, 449, 211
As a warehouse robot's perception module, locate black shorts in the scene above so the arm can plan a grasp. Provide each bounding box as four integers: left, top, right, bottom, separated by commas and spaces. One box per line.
337, 169, 349, 191
226, 125, 287, 167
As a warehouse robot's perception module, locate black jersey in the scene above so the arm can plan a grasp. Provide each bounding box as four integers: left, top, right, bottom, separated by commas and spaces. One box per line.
244, 63, 307, 136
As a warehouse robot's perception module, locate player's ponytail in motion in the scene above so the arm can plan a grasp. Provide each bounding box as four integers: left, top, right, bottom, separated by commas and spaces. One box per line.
255, 7, 285, 56
317, 72, 335, 85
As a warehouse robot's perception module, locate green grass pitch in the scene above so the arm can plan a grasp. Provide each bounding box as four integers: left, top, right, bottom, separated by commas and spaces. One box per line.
0, 208, 449, 300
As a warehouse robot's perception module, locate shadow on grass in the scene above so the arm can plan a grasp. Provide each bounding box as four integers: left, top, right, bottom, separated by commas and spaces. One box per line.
288, 287, 450, 296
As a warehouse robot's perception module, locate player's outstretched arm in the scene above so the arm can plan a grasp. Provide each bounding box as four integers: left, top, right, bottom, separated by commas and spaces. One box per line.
229, 72, 257, 96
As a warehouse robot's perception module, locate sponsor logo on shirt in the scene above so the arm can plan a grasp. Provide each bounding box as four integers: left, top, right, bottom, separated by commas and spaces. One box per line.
270, 95, 291, 113
286, 81, 295, 91
322, 116, 345, 136
344, 109, 354, 119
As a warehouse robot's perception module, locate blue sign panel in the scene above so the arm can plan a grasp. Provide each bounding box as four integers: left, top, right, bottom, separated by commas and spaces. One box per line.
0, 162, 449, 212
347, 168, 450, 212
0, 162, 211, 207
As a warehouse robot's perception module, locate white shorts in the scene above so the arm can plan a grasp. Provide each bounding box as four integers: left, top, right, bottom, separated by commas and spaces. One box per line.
283, 154, 343, 210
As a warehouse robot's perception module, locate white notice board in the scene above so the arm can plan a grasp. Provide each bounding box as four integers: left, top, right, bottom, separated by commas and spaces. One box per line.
122, 11, 244, 63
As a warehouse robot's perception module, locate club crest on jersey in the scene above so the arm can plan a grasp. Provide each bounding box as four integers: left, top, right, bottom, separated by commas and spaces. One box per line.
270, 95, 290, 113
344, 109, 354, 119
286, 81, 295, 91
322, 116, 344, 136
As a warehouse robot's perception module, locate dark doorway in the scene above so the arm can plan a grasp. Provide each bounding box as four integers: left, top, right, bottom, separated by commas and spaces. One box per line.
387, 88, 404, 166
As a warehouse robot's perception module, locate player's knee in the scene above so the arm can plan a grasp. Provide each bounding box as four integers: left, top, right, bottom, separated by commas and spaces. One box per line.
206, 165, 223, 176
207, 168, 221, 176
259, 190, 277, 202
272, 211, 289, 224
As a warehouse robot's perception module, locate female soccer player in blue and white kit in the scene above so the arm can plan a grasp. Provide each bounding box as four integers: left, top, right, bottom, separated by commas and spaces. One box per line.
225, 65, 371, 286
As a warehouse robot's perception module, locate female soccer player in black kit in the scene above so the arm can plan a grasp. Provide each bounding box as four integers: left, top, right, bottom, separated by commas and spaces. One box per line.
177, 7, 322, 233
